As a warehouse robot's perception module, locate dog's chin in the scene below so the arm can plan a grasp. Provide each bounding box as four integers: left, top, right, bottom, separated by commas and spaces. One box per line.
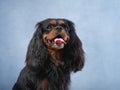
51, 43, 65, 50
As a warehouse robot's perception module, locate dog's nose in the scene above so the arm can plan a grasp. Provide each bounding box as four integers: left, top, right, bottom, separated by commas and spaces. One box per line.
55, 26, 62, 33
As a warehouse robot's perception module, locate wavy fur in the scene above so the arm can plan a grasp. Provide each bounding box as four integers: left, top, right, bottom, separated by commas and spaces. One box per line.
12, 19, 85, 90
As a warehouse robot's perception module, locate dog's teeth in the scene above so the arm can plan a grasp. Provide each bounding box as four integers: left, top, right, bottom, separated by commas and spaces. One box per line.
48, 40, 51, 44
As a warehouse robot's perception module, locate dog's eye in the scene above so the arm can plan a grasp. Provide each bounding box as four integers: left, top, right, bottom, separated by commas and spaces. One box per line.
47, 25, 53, 30
62, 24, 69, 31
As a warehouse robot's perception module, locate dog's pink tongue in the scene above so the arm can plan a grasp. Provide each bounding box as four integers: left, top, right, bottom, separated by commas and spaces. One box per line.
54, 38, 66, 44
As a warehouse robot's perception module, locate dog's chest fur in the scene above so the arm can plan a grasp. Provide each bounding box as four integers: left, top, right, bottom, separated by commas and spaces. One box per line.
48, 49, 64, 66
37, 62, 70, 90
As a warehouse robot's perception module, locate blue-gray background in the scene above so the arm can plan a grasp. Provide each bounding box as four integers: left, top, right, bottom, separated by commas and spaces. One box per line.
0, 0, 120, 90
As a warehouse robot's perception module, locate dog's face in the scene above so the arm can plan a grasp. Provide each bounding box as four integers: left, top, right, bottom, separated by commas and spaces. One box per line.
41, 19, 70, 50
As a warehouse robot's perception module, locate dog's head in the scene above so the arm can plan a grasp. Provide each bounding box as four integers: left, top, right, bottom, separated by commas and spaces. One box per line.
26, 18, 85, 72
37, 19, 71, 50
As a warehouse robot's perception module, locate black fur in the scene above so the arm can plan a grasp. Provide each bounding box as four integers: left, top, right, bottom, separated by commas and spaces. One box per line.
12, 18, 85, 90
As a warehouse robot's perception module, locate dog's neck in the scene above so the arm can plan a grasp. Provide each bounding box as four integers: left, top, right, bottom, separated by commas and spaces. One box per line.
48, 49, 64, 66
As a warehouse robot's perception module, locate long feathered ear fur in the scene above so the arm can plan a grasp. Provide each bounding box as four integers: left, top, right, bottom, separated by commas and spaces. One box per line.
62, 20, 85, 72
26, 22, 48, 72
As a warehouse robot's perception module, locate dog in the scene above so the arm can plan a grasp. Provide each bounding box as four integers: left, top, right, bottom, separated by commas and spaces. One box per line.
12, 18, 85, 90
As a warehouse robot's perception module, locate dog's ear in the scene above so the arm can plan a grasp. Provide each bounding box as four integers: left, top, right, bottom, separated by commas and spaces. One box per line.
26, 22, 48, 71
62, 20, 85, 72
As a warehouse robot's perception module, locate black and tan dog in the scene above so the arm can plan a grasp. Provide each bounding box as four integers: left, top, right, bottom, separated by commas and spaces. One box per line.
13, 18, 85, 90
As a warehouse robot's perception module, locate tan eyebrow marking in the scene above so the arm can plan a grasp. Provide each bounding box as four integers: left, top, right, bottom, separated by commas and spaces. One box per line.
49, 20, 56, 25
58, 20, 65, 25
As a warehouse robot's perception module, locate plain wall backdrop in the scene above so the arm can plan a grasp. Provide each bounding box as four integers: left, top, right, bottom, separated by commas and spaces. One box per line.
0, 0, 120, 90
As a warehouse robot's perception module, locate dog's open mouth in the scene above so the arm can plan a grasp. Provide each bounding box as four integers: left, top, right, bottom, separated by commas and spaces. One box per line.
47, 37, 66, 49
48, 38, 66, 45
44, 35, 68, 50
